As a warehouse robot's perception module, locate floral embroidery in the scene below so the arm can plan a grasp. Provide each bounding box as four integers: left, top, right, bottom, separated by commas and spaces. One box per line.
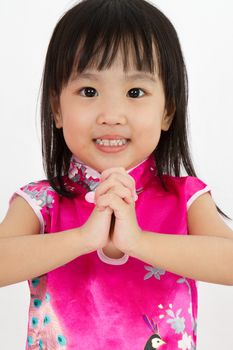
22, 184, 55, 209
178, 332, 192, 350
177, 277, 191, 295
188, 303, 197, 336
57, 335, 67, 345
144, 266, 166, 280
157, 303, 196, 349
166, 308, 185, 334
68, 157, 100, 192
27, 275, 68, 349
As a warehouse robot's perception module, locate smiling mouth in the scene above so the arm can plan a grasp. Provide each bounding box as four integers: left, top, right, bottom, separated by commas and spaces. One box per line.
93, 138, 130, 146
93, 138, 130, 153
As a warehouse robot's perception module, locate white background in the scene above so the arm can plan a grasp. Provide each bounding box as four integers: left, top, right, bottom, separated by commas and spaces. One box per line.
0, 1, 232, 349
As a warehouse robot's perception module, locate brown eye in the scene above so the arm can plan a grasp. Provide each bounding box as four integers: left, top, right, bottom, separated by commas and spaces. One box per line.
79, 87, 97, 97
128, 88, 145, 98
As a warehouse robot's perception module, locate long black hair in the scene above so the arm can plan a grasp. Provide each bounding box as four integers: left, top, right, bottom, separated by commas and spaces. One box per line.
41, 0, 229, 217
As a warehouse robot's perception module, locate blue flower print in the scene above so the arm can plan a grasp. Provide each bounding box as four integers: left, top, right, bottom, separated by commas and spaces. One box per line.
32, 317, 39, 328
57, 334, 67, 345
166, 308, 185, 334
39, 339, 43, 349
177, 277, 191, 294
188, 303, 197, 336
31, 278, 40, 287
45, 292, 51, 302
28, 336, 34, 346
144, 266, 166, 280
44, 315, 51, 325
33, 299, 42, 308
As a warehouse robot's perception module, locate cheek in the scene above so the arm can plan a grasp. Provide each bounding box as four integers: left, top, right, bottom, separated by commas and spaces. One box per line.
135, 118, 162, 139
61, 109, 86, 133
61, 113, 93, 151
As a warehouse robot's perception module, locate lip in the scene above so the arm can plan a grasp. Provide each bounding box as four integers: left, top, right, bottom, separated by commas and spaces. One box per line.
93, 139, 130, 153
93, 135, 130, 140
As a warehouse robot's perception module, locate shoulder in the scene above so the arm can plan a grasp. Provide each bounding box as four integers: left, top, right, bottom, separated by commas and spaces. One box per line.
16, 180, 58, 210
166, 176, 233, 238
0, 179, 55, 238
162, 174, 211, 208
11, 179, 59, 234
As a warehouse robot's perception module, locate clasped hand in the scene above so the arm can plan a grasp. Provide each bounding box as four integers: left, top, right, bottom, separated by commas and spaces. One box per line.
81, 167, 143, 256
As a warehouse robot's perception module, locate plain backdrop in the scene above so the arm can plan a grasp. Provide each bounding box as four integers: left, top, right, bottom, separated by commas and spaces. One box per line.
0, 1, 232, 349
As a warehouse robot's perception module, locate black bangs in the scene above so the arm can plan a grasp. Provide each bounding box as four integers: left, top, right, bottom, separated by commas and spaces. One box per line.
73, 25, 157, 76
72, 2, 158, 75
47, 0, 162, 95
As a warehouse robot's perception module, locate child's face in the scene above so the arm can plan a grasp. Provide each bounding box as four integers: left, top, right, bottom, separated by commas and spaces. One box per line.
53, 52, 173, 172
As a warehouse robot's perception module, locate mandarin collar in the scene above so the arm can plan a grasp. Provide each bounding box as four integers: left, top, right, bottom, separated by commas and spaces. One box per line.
66, 154, 156, 201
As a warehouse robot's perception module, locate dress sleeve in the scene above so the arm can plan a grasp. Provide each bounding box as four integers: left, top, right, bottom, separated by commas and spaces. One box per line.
10, 181, 56, 234
185, 177, 211, 210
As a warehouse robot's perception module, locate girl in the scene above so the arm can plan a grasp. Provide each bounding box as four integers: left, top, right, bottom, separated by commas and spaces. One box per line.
0, 0, 233, 349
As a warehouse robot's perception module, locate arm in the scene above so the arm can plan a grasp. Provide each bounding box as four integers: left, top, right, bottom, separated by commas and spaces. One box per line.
0, 196, 91, 287
129, 193, 233, 285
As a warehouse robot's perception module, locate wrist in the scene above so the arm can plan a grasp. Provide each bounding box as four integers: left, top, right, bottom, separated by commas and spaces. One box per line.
74, 227, 96, 255
126, 229, 146, 258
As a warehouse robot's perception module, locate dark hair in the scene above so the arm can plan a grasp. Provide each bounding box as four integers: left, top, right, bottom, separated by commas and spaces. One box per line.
41, 0, 229, 218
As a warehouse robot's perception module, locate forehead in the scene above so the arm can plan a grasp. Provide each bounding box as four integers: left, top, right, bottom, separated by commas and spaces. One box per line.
72, 41, 160, 75
70, 51, 158, 83
110, 49, 159, 73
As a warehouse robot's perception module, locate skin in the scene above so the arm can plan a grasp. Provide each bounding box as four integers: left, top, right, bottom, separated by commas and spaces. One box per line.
53, 51, 173, 172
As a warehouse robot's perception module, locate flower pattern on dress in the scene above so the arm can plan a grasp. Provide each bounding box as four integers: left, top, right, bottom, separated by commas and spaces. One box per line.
144, 266, 166, 280
156, 302, 196, 349
188, 303, 197, 337
27, 275, 67, 349
166, 308, 185, 334
22, 184, 55, 209
177, 277, 191, 295
178, 332, 192, 350
68, 157, 100, 192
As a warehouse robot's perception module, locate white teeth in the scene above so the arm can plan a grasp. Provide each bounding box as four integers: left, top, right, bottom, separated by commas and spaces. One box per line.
95, 139, 128, 146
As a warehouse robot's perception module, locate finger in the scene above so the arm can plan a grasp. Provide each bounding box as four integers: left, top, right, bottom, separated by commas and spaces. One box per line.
99, 171, 136, 198
101, 167, 127, 180
101, 168, 135, 189
96, 178, 138, 202
96, 183, 133, 205
96, 177, 132, 198
96, 192, 131, 216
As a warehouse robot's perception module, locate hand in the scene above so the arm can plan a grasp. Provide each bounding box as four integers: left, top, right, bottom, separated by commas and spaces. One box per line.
79, 202, 113, 254
94, 167, 143, 255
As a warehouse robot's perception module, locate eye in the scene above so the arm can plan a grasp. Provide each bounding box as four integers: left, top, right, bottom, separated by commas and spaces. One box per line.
127, 88, 145, 98
79, 87, 97, 97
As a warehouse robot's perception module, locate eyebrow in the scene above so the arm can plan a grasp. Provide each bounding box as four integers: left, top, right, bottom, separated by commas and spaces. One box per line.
72, 72, 156, 83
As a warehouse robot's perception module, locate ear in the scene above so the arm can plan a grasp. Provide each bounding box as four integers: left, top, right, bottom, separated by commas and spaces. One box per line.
53, 112, 63, 129
161, 105, 176, 131
50, 92, 63, 129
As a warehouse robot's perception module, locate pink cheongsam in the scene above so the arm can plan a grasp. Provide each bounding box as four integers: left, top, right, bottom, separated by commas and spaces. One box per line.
13, 154, 210, 349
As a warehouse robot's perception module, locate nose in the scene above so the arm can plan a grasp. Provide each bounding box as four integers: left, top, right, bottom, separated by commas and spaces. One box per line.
96, 98, 127, 125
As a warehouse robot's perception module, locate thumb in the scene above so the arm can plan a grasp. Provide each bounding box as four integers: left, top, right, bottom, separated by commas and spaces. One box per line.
92, 204, 113, 219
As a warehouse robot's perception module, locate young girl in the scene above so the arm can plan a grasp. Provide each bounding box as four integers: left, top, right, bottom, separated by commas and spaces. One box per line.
0, 0, 232, 349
